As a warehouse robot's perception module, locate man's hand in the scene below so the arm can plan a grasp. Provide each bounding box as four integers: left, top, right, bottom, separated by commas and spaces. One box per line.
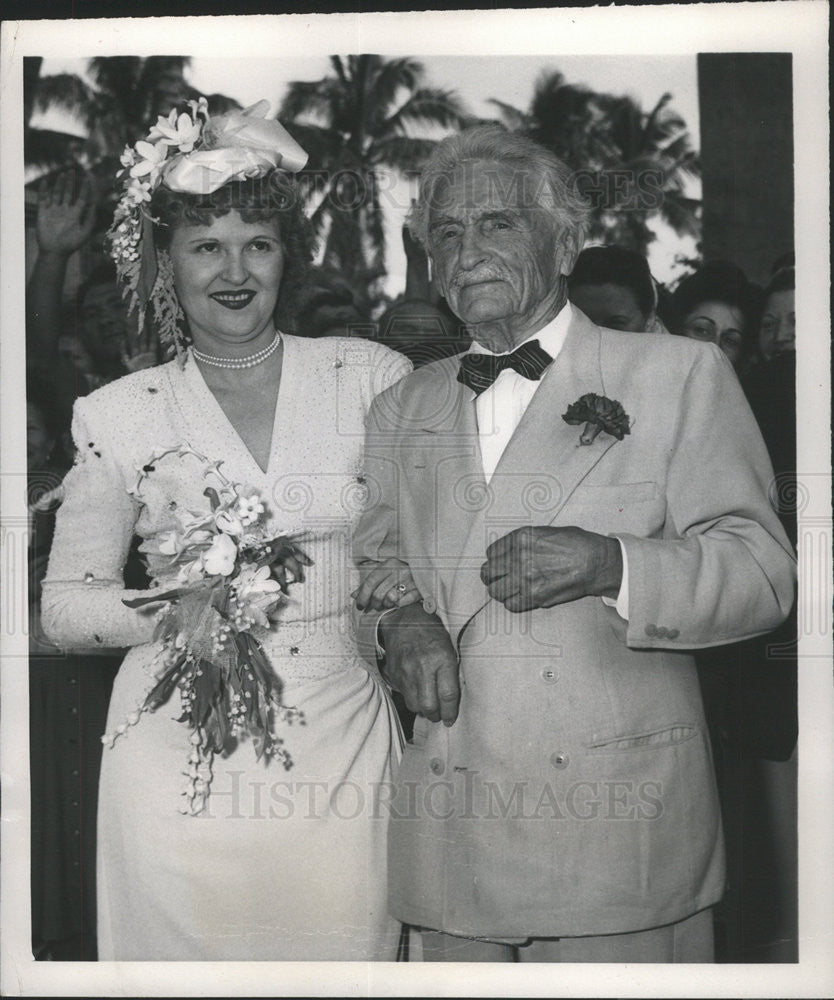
481, 526, 623, 613
378, 602, 460, 726
36, 172, 97, 257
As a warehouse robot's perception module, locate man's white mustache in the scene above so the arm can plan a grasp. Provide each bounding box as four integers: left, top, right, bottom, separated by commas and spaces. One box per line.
450, 268, 505, 291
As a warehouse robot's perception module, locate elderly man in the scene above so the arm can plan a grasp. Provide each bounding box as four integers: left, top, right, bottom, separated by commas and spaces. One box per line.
352, 125, 795, 962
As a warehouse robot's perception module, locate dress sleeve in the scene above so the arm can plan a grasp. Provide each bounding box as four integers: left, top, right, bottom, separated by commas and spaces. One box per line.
41, 395, 168, 649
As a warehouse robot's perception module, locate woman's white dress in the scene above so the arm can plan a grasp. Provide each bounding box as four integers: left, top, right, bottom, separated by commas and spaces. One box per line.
42, 334, 411, 961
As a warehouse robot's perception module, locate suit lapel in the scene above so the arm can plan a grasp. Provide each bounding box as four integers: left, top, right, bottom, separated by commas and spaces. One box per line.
409, 361, 487, 630
446, 312, 622, 640
488, 312, 620, 524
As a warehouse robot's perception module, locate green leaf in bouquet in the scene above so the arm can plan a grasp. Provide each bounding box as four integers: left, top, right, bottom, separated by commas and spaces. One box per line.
144, 653, 188, 711
177, 590, 226, 661
204, 708, 231, 755
203, 486, 222, 511
192, 659, 222, 728
123, 587, 188, 609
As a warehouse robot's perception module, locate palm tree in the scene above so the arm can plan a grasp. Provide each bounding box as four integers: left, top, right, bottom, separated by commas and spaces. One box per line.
279, 55, 468, 287
590, 91, 700, 251
488, 70, 700, 256
28, 56, 241, 169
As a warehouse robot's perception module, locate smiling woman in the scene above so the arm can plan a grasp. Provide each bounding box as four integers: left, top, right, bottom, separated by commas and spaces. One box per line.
150, 170, 311, 349
40, 99, 415, 961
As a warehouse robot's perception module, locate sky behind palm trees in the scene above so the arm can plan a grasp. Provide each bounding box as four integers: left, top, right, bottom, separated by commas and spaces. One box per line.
35, 53, 701, 287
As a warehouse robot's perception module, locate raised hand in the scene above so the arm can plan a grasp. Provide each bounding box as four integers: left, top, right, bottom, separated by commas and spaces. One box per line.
36, 171, 97, 256
481, 525, 623, 613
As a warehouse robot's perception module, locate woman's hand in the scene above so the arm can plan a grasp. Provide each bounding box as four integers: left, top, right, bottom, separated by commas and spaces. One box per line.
353, 559, 421, 612
36, 172, 97, 256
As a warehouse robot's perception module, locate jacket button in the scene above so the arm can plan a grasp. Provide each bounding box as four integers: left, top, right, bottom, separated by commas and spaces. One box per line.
645, 623, 657, 637
655, 626, 668, 639
540, 668, 558, 683
422, 596, 437, 616
550, 752, 570, 769
667, 628, 680, 639
429, 757, 445, 775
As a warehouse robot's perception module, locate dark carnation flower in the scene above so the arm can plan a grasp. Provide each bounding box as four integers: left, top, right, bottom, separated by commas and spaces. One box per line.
562, 393, 631, 442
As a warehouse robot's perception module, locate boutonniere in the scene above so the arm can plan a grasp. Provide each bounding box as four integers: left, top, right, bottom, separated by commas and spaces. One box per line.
562, 393, 631, 445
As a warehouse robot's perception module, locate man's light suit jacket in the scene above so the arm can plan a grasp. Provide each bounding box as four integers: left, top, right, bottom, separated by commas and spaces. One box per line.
353, 308, 796, 940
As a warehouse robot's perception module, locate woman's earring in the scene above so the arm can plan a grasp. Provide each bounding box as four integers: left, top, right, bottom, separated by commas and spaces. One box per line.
154, 250, 187, 366
427, 256, 433, 283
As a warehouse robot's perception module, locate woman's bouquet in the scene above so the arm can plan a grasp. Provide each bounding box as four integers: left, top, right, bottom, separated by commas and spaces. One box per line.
108, 444, 311, 814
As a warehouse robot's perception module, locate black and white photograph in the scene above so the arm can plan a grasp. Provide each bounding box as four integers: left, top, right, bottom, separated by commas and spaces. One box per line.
1, 5, 831, 996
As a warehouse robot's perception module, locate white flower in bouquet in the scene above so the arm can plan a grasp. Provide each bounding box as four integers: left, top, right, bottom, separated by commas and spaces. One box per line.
233, 564, 284, 629
203, 532, 238, 576
214, 508, 245, 537
157, 529, 182, 556
234, 488, 266, 527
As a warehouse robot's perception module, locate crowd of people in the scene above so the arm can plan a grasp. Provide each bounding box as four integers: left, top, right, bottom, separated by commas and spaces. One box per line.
25, 99, 796, 964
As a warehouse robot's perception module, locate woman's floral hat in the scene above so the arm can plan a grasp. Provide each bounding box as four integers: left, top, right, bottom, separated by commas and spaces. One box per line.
107, 99, 308, 359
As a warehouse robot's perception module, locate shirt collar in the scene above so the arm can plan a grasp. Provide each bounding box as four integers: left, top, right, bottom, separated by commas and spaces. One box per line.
467, 302, 573, 361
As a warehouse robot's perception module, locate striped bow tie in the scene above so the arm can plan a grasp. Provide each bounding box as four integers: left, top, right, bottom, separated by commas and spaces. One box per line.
457, 340, 553, 398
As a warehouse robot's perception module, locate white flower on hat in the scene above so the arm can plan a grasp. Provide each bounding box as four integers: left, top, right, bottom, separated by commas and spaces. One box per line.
148, 109, 203, 153
130, 140, 168, 184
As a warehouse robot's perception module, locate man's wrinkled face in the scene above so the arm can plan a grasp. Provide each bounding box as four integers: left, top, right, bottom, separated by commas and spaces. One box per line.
426, 161, 576, 337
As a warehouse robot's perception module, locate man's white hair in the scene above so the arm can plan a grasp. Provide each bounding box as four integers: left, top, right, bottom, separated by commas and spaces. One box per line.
407, 124, 590, 249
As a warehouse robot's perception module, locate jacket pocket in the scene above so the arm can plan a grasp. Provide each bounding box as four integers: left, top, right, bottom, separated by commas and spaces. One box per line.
586, 723, 697, 753
569, 481, 659, 506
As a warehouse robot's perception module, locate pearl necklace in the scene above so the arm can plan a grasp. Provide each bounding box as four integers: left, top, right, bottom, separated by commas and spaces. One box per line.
192, 335, 280, 370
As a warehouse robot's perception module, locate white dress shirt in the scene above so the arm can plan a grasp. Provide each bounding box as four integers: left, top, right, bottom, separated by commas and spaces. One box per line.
463, 303, 629, 618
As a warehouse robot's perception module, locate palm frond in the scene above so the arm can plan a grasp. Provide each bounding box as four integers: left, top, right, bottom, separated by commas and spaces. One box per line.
280, 80, 335, 124
23, 129, 85, 170
382, 87, 467, 133
369, 56, 423, 110
282, 121, 342, 170
33, 74, 96, 116
371, 134, 438, 172
87, 56, 142, 95
485, 98, 530, 132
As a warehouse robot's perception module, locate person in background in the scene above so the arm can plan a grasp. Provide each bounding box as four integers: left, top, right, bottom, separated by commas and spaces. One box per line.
734, 259, 797, 960
27, 375, 121, 961
567, 245, 668, 333
25, 179, 153, 959
699, 258, 798, 961
293, 265, 370, 338
26, 172, 157, 428
669, 260, 761, 371
376, 216, 470, 367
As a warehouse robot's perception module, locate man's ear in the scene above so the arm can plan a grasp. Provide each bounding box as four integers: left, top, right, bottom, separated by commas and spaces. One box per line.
557, 225, 586, 278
